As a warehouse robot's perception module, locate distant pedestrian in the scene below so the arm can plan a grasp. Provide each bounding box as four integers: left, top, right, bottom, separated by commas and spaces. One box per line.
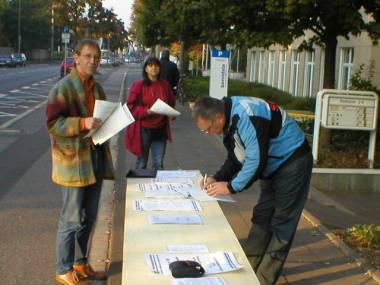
192, 96, 313, 285
159, 48, 180, 91
125, 56, 176, 170
46, 39, 115, 285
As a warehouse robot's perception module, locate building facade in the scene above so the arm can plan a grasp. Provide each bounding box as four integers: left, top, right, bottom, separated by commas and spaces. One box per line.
245, 31, 380, 97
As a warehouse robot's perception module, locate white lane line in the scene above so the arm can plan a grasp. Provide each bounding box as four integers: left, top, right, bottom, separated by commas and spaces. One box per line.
10, 89, 20, 93
4, 90, 48, 97
22, 86, 31, 89
0, 100, 47, 129
32, 83, 39, 86
0, 111, 17, 117
0, 129, 20, 133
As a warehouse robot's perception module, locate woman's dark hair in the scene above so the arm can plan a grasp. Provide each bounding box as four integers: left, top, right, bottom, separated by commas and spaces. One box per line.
142, 56, 161, 86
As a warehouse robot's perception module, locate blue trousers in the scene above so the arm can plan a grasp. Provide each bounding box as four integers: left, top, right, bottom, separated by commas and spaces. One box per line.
135, 127, 167, 170
243, 152, 313, 285
56, 147, 104, 274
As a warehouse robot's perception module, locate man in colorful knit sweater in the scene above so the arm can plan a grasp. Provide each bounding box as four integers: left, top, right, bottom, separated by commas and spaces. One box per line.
46, 40, 114, 285
193, 96, 313, 285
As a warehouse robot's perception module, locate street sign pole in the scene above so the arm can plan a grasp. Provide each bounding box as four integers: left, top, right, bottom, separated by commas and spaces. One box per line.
61, 31, 70, 77
64, 42, 67, 76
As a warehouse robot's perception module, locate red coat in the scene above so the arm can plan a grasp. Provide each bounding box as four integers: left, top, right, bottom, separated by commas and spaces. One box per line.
124, 79, 175, 156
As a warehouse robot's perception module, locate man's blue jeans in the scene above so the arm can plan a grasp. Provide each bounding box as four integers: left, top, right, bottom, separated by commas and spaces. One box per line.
56, 147, 104, 274
242, 152, 313, 285
135, 127, 167, 170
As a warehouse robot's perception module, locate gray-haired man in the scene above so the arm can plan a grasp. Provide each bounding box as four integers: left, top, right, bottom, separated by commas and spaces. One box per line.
193, 96, 313, 285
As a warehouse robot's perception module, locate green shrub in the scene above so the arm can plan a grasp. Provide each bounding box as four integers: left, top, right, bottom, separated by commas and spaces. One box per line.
348, 224, 380, 248
184, 76, 315, 111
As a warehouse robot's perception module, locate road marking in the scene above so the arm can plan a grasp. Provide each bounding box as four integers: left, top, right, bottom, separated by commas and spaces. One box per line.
0, 111, 17, 117
21, 86, 31, 89
5, 91, 47, 97
0, 129, 20, 133
32, 83, 39, 86
0, 100, 47, 128
10, 89, 20, 93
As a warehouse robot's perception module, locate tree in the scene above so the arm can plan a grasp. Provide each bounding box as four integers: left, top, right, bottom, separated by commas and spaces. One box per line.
2, 0, 51, 51
228, 0, 380, 89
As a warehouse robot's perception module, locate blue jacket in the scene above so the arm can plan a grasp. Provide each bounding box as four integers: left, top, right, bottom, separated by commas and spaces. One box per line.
214, 97, 310, 193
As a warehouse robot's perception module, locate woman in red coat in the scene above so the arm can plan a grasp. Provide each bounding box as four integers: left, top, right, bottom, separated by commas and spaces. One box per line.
125, 57, 176, 169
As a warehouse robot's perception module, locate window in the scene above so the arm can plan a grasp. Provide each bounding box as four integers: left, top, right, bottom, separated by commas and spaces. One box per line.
277, 50, 287, 91
249, 51, 257, 82
267, 51, 275, 86
339, 48, 354, 90
258, 51, 265, 83
303, 50, 315, 97
289, 50, 300, 96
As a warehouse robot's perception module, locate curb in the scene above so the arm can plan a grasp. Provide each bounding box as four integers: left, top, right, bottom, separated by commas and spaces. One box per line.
302, 209, 380, 284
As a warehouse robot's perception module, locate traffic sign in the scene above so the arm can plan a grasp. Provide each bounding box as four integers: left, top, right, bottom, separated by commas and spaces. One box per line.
61, 33, 70, 44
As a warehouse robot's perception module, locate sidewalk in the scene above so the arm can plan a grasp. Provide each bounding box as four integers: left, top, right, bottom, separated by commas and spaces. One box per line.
96, 68, 380, 284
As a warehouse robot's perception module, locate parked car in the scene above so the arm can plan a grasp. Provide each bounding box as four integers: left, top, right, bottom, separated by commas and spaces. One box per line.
60, 57, 75, 78
0, 54, 17, 67
13, 53, 27, 66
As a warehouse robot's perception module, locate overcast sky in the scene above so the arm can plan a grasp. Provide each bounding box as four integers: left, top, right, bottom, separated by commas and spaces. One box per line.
103, 0, 134, 28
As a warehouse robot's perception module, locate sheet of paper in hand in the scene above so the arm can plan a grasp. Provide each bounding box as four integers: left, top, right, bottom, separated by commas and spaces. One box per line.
150, 98, 180, 116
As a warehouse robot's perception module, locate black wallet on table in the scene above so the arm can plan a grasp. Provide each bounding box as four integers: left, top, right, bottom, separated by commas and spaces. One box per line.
169, 260, 205, 278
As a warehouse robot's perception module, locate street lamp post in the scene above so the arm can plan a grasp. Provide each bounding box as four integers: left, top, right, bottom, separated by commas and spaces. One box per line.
18, 0, 21, 53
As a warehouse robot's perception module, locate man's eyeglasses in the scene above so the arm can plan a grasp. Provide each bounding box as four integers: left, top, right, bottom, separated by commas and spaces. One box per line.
200, 119, 215, 134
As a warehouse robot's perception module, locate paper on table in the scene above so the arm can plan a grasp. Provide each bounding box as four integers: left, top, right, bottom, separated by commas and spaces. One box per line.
133, 199, 202, 212
92, 103, 134, 145
156, 170, 198, 179
150, 98, 180, 116
145, 251, 242, 275
166, 244, 209, 253
173, 186, 236, 203
148, 215, 203, 224
172, 277, 228, 285
152, 177, 194, 184
140, 182, 194, 198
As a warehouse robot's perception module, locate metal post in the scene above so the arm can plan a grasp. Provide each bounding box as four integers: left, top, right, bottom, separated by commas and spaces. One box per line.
368, 130, 377, 168
312, 90, 323, 164
51, 3, 54, 60
64, 43, 67, 76
18, 0, 21, 53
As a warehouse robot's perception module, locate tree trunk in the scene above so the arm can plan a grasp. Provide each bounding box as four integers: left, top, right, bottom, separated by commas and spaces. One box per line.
179, 39, 188, 75
318, 37, 338, 154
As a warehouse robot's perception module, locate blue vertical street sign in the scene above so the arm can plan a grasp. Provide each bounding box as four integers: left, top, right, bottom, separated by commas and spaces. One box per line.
210, 49, 230, 99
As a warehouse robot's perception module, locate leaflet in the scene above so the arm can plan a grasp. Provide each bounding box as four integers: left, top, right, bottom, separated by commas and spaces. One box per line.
133, 199, 202, 212
172, 277, 228, 285
166, 244, 209, 253
156, 170, 198, 179
145, 251, 242, 275
182, 187, 236, 203
148, 215, 203, 224
150, 98, 181, 116
139, 182, 194, 198
86, 100, 135, 145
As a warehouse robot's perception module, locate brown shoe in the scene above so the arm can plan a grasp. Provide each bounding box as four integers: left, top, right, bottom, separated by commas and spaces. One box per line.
55, 271, 91, 285
73, 263, 107, 280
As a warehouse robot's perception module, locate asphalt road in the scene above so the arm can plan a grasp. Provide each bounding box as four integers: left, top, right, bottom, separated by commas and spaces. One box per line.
0, 63, 125, 285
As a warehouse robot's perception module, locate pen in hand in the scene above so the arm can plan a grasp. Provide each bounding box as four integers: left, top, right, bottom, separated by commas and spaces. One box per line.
203, 174, 207, 190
